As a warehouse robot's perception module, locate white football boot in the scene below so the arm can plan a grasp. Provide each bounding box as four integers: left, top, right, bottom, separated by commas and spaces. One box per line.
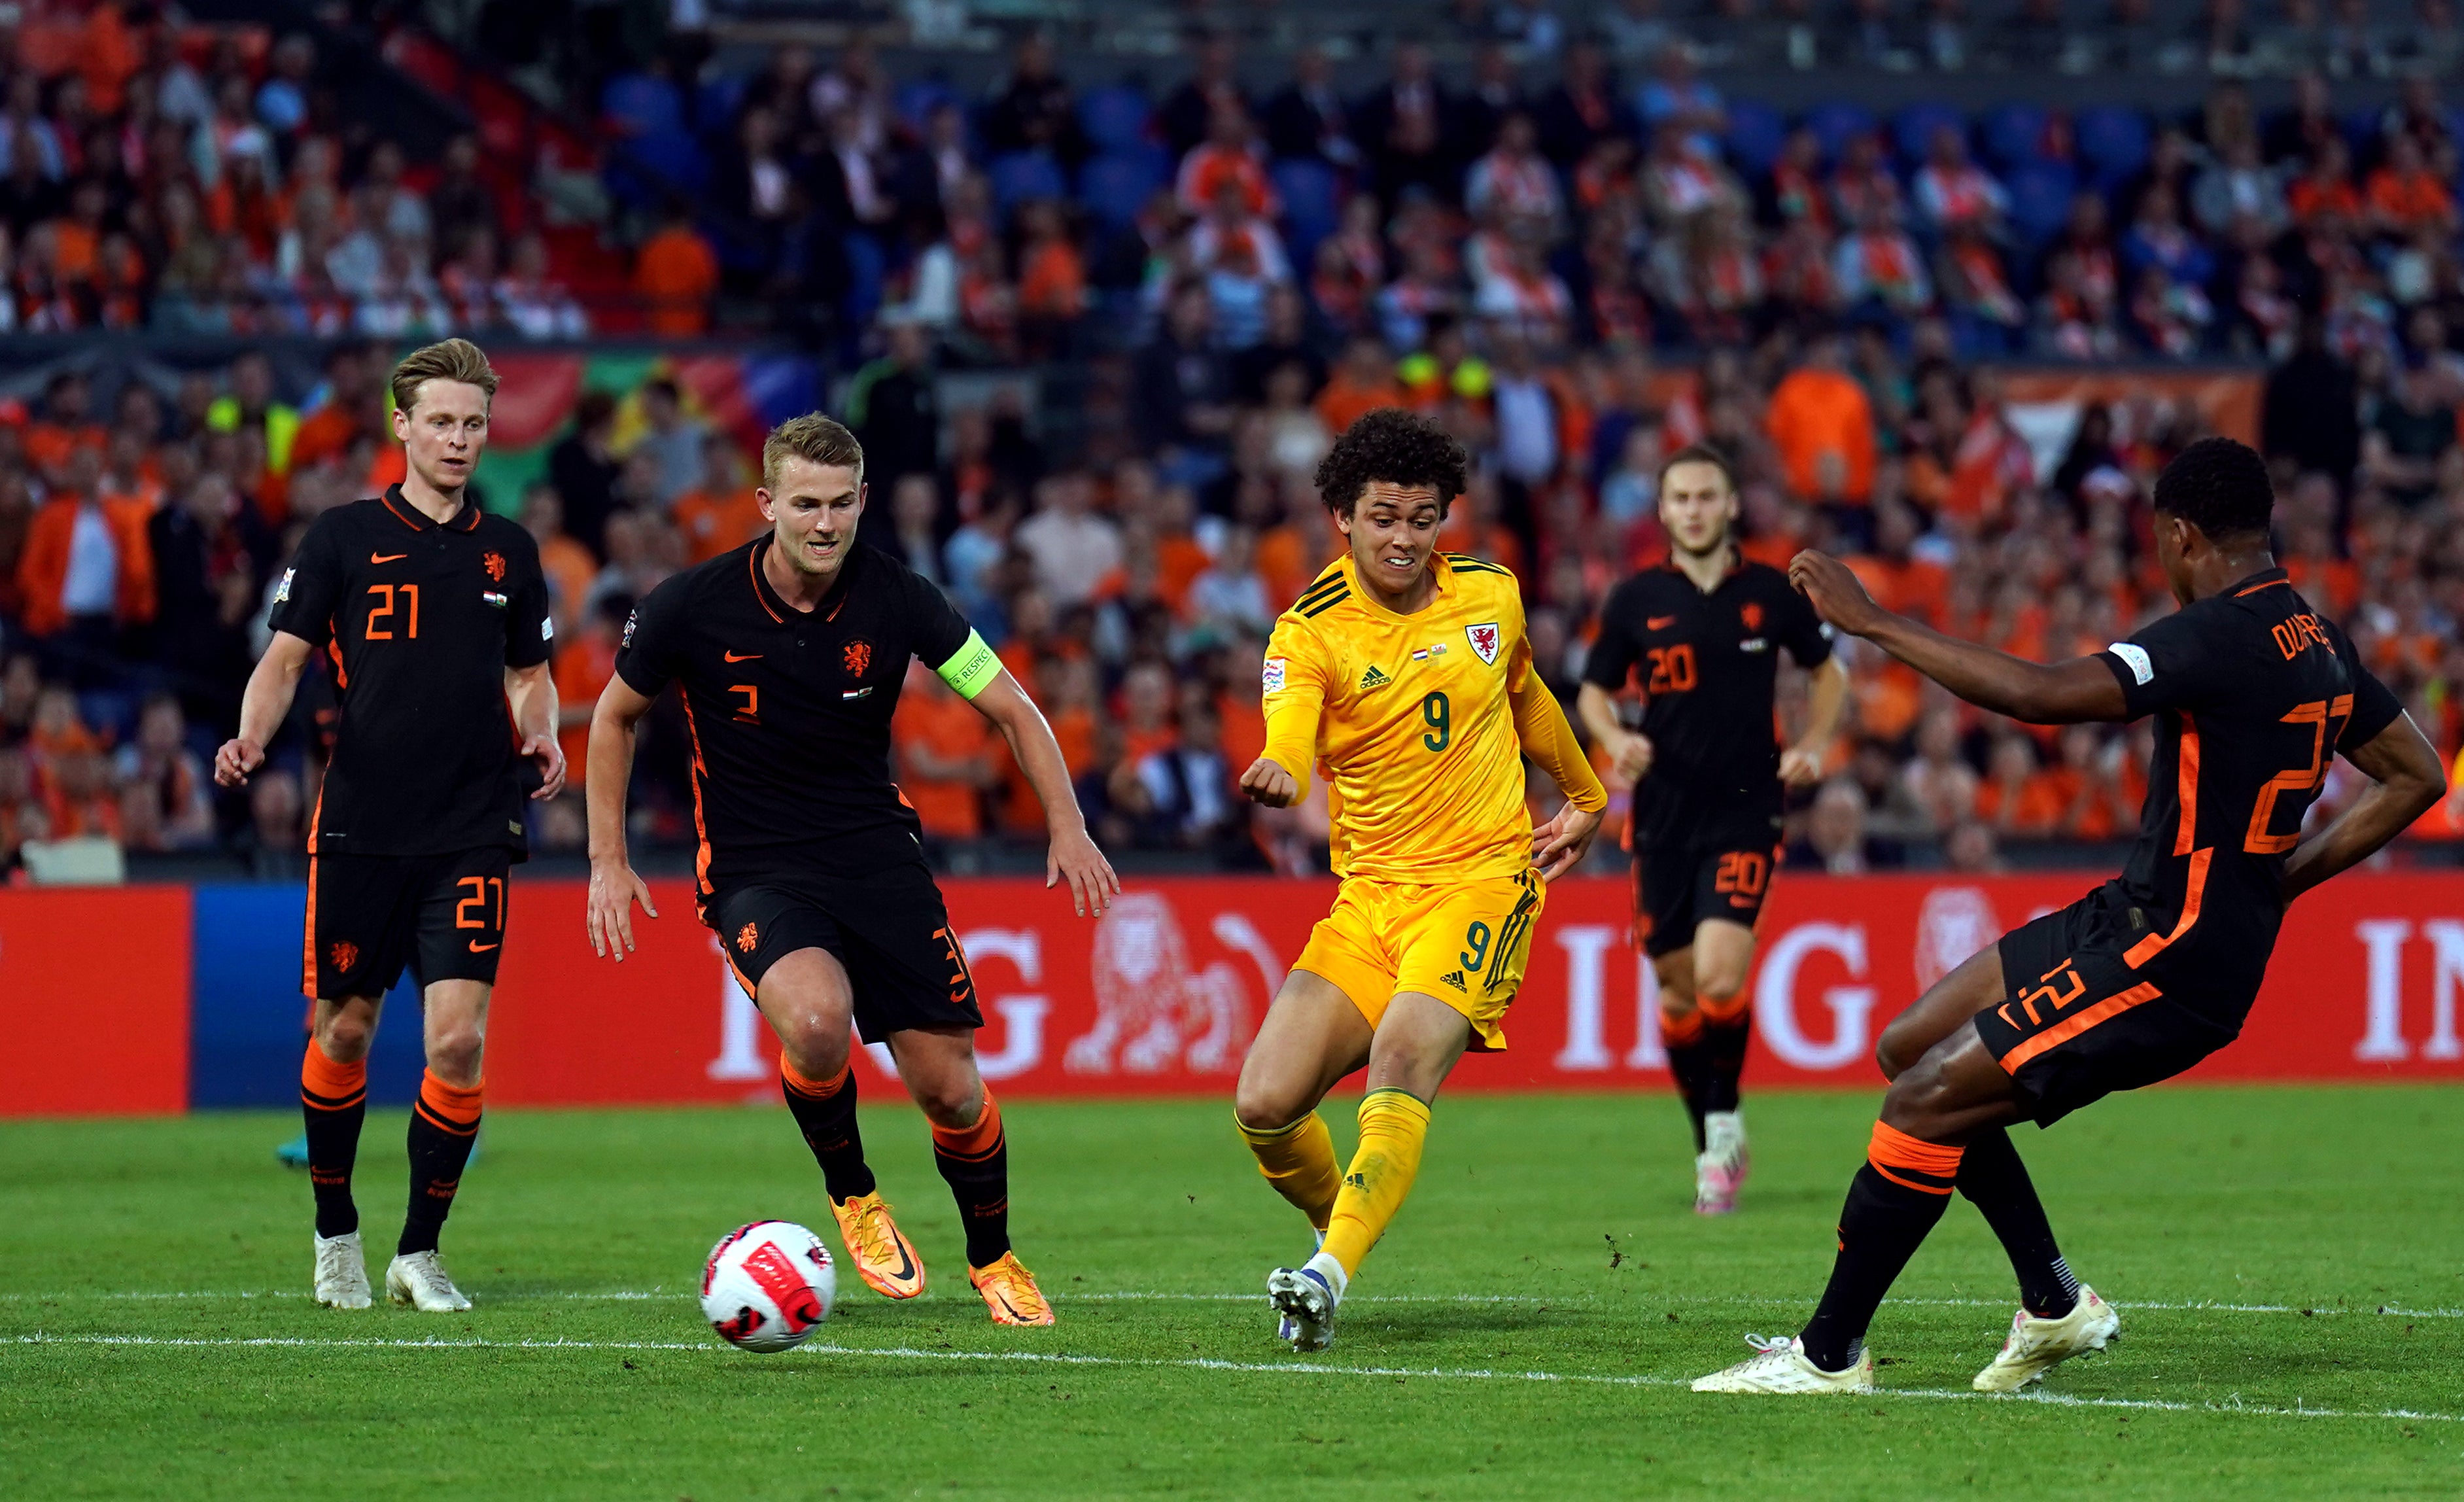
1267, 1254, 1343, 1353
385, 1249, 473, 1312
1972, 1285, 2120, 1392
1692, 1335, 1877, 1393
1695, 1110, 1750, 1215
1276, 1227, 1328, 1344
312, 1231, 372, 1310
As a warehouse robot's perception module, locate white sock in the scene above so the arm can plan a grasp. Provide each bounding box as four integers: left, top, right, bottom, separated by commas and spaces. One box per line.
1311, 1225, 1326, 1251
1304, 1250, 1347, 1304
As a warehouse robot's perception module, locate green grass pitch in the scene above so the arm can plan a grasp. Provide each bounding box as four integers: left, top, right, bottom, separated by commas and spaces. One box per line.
5, 1086, 2463, 1499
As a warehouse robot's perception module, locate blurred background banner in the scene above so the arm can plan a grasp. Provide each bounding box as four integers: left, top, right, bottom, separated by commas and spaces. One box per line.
9, 873, 2464, 1117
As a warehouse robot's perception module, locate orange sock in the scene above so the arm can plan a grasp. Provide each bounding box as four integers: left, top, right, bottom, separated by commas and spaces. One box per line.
301, 1038, 368, 1238
1865, 1120, 1964, 1195
782, 1056, 851, 1100
413, 1070, 483, 1137
1659, 1006, 1706, 1047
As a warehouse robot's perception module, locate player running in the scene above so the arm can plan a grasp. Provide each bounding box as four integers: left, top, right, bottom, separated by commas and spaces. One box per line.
1577, 444, 1847, 1214
1693, 438, 2443, 1395
1232, 409, 1609, 1352
216, 338, 566, 1313
583, 414, 1115, 1327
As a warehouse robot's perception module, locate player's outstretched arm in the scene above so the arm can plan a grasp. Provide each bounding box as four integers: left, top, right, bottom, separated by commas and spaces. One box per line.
2281, 712, 2446, 904
1788, 550, 2128, 725
1512, 677, 1609, 881
504, 660, 566, 799
584, 675, 660, 960
967, 668, 1120, 918
214, 631, 315, 786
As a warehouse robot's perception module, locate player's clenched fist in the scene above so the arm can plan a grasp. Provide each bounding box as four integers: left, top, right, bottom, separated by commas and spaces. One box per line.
213, 737, 264, 787
1601, 728, 1654, 785
1786, 550, 1884, 637
1239, 756, 1300, 809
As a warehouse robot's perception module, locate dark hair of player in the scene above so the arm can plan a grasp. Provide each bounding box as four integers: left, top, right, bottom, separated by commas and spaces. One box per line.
1657, 441, 1739, 496
1314, 408, 1470, 517
2151, 436, 2274, 543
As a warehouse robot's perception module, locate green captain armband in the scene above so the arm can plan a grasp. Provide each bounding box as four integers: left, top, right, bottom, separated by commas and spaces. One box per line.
936, 629, 1003, 700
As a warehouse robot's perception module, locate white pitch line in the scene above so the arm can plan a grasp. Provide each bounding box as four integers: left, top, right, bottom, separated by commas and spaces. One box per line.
11, 1332, 2459, 1427
7, 1289, 2463, 1318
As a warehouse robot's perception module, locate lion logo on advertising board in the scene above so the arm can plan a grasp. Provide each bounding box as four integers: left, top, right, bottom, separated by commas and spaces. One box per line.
1064, 892, 1279, 1075
1914, 886, 2000, 992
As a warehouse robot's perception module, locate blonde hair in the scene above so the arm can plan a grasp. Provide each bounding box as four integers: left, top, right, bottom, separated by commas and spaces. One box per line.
389, 338, 500, 413
761, 412, 865, 489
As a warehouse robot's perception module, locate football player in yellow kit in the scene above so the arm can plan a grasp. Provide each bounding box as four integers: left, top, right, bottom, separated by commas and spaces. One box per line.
1232, 408, 1610, 1351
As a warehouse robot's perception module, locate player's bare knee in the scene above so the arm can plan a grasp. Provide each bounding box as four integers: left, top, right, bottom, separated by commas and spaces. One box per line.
1234, 1077, 1311, 1133
1695, 959, 1748, 1002
317, 1016, 375, 1062
427, 1027, 483, 1085
1875, 1017, 1922, 1081
1877, 1054, 1960, 1139
916, 1077, 983, 1129
776, 1021, 849, 1081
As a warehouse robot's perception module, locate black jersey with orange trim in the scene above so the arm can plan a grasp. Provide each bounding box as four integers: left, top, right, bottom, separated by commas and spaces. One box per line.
266, 488, 551, 858
1582, 555, 1831, 835
614, 537, 974, 896
2092, 567, 2403, 1008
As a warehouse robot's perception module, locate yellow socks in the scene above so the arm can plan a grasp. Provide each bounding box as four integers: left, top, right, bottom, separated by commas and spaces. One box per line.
1321, 1088, 1432, 1278
1238, 1111, 1342, 1230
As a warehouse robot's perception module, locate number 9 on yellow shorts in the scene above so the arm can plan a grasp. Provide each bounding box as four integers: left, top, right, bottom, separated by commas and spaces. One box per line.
1293, 871, 1545, 1052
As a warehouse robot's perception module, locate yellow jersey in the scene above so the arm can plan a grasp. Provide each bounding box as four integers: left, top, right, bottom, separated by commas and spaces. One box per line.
1260, 552, 1600, 882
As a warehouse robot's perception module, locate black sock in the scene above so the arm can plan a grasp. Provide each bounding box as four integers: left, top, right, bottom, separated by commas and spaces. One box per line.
1698, 1002, 1750, 1118
1958, 1126, 2079, 1318
933, 1093, 1011, 1268
1663, 1016, 1709, 1151
1798, 1126, 1965, 1372
300, 1042, 366, 1240
782, 1061, 877, 1203
398, 1071, 481, 1257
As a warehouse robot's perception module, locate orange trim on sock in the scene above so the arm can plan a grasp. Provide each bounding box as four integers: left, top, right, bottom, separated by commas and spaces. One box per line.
1659, 1007, 1706, 1046
1866, 1120, 1963, 1195
300, 1038, 366, 1109
781, 1056, 851, 1100
931, 1089, 1003, 1160
1695, 991, 1750, 1026
413, 1070, 483, 1136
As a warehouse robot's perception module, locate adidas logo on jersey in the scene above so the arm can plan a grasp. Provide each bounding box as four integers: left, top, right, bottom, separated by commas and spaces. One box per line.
1440, 970, 1467, 992
1360, 665, 1393, 690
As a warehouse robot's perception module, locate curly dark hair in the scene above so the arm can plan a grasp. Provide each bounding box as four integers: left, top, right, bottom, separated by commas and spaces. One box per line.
2151, 436, 2273, 542
1313, 408, 1470, 517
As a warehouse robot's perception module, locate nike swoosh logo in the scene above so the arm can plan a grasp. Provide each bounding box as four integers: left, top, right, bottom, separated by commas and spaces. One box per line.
989, 1288, 1026, 1321
884, 1240, 918, 1284
1647, 616, 1678, 629
723, 652, 762, 662
468, 940, 499, 952
371, 553, 408, 564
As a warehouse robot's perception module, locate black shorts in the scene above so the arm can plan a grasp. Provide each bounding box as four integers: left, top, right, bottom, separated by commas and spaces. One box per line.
1974, 885, 2244, 1127
704, 859, 985, 1044
1632, 818, 1782, 959
306, 847, 512, 1000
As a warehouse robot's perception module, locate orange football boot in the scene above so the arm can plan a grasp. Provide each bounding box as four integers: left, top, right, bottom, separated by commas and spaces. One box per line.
968, 1252, 1054, 1326
829, 1191, 927, 1299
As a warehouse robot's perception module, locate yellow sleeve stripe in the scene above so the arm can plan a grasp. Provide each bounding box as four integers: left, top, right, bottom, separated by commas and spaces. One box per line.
935, 628, 1002, 699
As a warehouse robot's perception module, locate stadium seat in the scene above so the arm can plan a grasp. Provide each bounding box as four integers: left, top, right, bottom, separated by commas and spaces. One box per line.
1271, 158, 1340, 260
1079, 84, 1154, 155
2073, 106, 2150, 189
1724, 99, 1786, 179
1981, 101, 2051, 170
1805, 101, 1877, 165
601, 71, 685, 139
697, 74, 748, 138
894, 79, 956, 134
1892, 102, 1968, 167
1077, 148, 1166, 227
2007, 163, 2079, 245
988, 150, 1067, 214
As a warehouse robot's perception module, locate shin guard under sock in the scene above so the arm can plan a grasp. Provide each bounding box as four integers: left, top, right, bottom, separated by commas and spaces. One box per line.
400, 1070, 481, 1256
782, 1057, 878, 1204
932, 1090, 1011, 1268
1798, 1122, 1965, 1371
301, 1039, 367, 1240
1238, 1110, 1343, 1230
1321, 1089, 1433, 1278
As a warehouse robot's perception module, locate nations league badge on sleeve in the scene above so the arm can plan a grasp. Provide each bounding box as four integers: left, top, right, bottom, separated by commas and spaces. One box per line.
1262, 657, 1286, 693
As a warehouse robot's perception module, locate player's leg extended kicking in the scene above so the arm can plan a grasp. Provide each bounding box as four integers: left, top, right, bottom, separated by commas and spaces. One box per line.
743, 939, 1049, 1325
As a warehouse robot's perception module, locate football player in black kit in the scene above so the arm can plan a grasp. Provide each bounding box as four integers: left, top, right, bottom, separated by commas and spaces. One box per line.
583, 414, 1118, 1327
1578, 444, 1848, 1214
217, 339, 566, 1314
1695, 438, 2444, 1395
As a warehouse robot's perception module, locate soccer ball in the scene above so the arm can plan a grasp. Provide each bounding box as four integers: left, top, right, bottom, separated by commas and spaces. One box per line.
701, 1221, 836, 1352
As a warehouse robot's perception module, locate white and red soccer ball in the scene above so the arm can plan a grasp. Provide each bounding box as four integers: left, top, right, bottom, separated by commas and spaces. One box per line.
702, 1221, 836, 1352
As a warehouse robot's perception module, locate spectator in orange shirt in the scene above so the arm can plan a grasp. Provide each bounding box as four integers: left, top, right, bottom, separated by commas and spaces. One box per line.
2287, 136, 2363, 228
1016, 198, 1087, 353
16, 447, 157, 668
669, 432, 764, 564
634, 200, 720, 336
1152, 483, 1213, 616
894, 661, 1000, 839
2366, 133, 2457, 238
521, 483, 600, 641
1315, 334, 1408, 436
23, 371, 107, 486
1764, 330, 1876, 508
43, 744, 121, 843
553, 596, 629, 792
1175, 104, 1278, 218
998, 654, 1102, 833
1975, 732, 2064, 836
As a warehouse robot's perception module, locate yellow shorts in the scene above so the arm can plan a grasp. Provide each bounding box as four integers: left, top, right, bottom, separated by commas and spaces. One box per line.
1294, 871, 1545, 1053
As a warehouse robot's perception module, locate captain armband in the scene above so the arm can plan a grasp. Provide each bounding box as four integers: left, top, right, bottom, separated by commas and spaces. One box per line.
936, 629, 1003, 700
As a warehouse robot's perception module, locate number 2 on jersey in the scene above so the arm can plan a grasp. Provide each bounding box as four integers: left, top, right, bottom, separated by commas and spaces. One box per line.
1645, 644, 1695, 694
2244, 695, 2352, 854
1422, 691, 1450, 752
365, 583, 419, 640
